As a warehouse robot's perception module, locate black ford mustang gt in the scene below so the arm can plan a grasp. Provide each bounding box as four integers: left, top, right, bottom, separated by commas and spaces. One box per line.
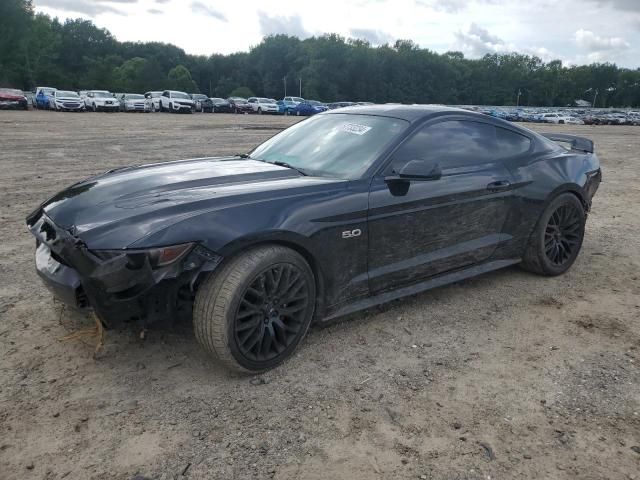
27, 106, 601, 372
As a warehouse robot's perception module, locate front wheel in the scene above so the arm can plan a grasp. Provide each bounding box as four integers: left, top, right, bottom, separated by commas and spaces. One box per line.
520, 193, 586, 276
193, 245, 316, 373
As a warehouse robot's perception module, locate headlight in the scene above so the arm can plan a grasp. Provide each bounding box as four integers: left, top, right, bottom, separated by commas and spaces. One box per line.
91, 243, 195, 270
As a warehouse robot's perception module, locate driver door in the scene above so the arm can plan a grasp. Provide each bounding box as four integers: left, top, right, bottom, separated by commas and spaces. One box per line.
367, 119, 521, 294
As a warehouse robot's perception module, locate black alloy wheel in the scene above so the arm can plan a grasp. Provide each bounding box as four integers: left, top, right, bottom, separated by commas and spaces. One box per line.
521, 193, 585, 276
234, 263, 309, 363
544, 203, 582, 266
193, 245, 316, 372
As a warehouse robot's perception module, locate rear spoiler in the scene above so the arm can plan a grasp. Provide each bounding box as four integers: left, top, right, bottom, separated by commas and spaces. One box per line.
541, 133, 594, 153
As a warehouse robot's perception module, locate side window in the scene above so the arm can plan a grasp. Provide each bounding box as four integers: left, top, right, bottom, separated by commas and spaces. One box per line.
391, 120, 495, 170
391, 120, 531, 172
162, 91, 168, 97
495, 126, 531, 157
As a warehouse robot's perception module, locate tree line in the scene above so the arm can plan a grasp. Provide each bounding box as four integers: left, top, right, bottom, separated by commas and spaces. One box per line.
2, 0, 639, 107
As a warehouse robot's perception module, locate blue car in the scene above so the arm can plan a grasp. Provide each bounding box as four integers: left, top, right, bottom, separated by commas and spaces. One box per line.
35, 87, 57, 110
292, 100, 328, 116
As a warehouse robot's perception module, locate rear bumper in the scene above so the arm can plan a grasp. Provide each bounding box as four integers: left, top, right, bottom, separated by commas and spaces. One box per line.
27, 210, 222, 327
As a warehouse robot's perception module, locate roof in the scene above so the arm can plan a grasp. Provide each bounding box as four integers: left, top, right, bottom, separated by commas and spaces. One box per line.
325, 104, 476, 122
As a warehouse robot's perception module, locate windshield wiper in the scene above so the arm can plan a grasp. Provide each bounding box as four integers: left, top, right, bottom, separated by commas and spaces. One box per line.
249, 157, 309, 176
271, 161, 309, 176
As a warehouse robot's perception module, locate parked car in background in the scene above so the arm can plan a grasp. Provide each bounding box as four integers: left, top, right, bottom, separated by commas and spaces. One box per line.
35, 87, 57, 109
283, 96, 304, 106
565, 116, 585, 125
210, 98, 232, 113
144, 91, 162, 112
120, 93, 148, 112
227, 97, 252, 114
327, 101, 356, 110
85, 90, 119, 112
541, 113, 572, 124
190, 94, 213, 113
292, 100, 328, 116
159, 90, 194, 113
51, 90, 84, 111
604, 113, 628, 125
247, 97, 280, 114
0, 88, 29, 110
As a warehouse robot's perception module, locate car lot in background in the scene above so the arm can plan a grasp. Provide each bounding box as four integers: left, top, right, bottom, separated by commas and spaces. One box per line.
159, 90, 194, 113
247, 96, 280, 114
84, 90, 119, 112
227, 96, 253, 114
51, 90, 84, 111
35, 86, 56, 109
0, 88, 28, 110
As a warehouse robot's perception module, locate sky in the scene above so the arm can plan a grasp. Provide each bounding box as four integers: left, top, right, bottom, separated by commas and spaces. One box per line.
33, 0, 640, 67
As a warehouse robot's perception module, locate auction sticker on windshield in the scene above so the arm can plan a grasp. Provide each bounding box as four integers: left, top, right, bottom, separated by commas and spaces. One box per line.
341, 123, 372, 135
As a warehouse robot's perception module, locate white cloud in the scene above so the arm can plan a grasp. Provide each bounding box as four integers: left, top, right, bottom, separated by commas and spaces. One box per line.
190, 2, 227, 22
350, 28, 394, 45
574, 29, 630, 51
257, 12, 310, 38
31, 0, 640, 67
454, 23, 514, 57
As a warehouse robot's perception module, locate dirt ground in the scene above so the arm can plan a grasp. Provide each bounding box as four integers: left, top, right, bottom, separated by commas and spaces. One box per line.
0, 110, 638, 480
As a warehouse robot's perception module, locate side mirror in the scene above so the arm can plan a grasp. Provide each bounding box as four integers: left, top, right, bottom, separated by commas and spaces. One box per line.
387, 160, 442, 182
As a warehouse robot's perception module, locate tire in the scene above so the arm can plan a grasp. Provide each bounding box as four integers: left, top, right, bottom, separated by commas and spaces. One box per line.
92, 103, 97, 113
257, 107, 262, 115
193, 245, 316, 373
520, 193, 586, 276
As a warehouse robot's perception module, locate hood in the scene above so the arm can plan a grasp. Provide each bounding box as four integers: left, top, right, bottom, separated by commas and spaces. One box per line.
39, 157, 341, 248
56, 96, 81, 102
0, 92, 25, 101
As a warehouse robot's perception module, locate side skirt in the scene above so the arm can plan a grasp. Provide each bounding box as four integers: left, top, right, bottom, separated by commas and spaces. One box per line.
320, 258, 520, 323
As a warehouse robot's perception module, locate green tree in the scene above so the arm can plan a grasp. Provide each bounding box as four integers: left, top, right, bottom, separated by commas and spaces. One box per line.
229, 86, 254, 98
167, 64, 198, 93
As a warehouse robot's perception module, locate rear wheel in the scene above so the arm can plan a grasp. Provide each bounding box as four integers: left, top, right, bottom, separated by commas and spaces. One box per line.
193, 245, 316, 373
521, 193, 585, 276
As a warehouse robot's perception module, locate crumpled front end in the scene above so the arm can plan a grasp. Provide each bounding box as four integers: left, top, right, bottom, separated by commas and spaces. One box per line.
26, 209, 222, 328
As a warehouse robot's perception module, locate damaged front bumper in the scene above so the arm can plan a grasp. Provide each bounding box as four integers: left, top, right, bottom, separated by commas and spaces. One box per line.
26, 209, 222, 327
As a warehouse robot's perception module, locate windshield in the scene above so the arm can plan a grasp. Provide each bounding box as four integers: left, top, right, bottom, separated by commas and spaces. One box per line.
250, 114, 408, 179
41, 88, 56, 95
211, 98, 224, 102
56, 91, 79, 98
193, 94, 207, 99
231, 97, 247, 103
292, 97, 304, 103
150, 92, 161, 98
1, 89, 23, 95
308, 100, 322, 106
172, 92, 190, 99
125, 94, 144, 99
93, 92, 112, 98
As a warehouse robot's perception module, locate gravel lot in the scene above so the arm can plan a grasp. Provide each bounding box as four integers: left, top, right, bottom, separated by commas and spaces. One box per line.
1, 110, 639, 480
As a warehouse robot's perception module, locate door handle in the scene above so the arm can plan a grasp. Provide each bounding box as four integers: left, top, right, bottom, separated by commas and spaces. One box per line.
487, 180, 511, 192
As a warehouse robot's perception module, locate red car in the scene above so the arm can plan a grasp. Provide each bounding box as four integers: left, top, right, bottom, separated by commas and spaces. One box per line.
227, 97, 253, 114
0, 88, 28, 110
